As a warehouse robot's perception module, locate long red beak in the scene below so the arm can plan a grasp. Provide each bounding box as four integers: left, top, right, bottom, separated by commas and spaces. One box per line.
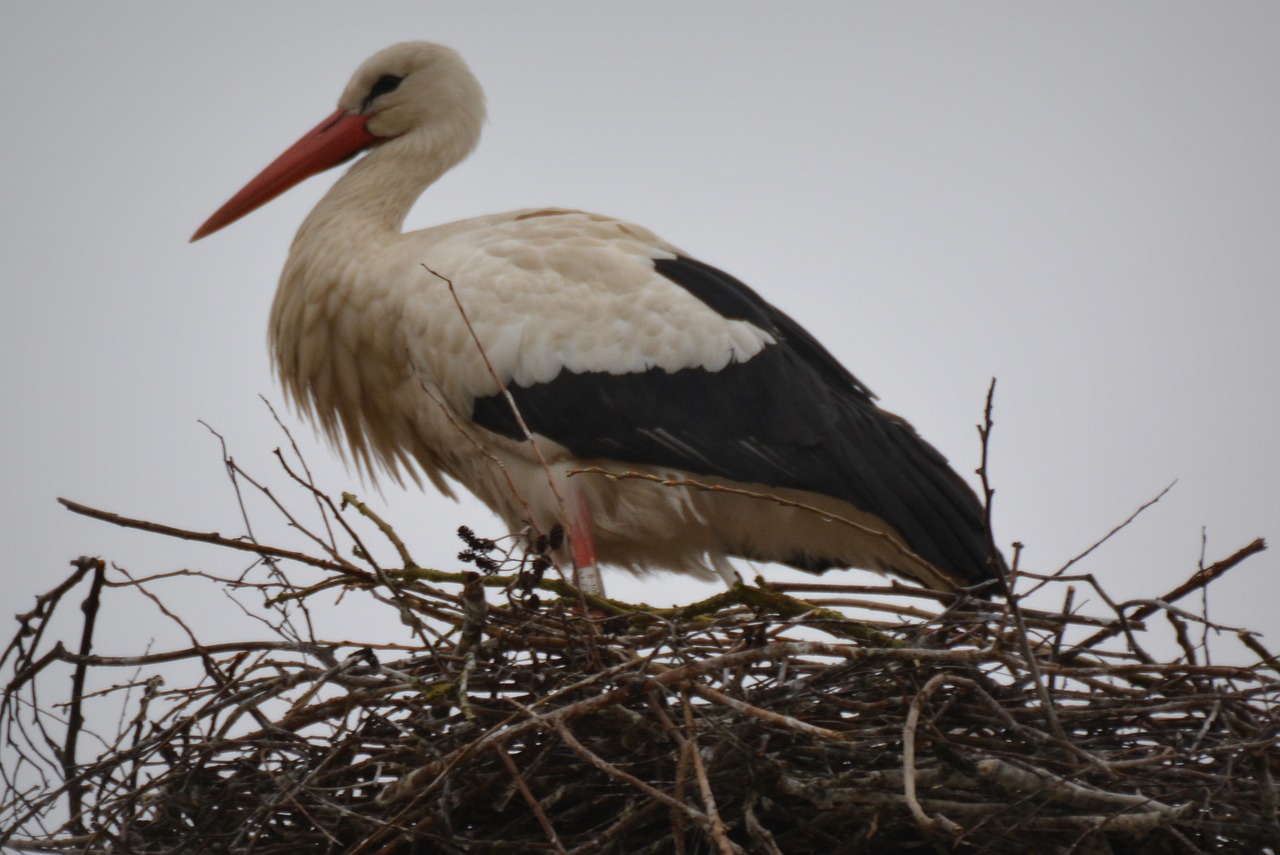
191, 109, 376, 242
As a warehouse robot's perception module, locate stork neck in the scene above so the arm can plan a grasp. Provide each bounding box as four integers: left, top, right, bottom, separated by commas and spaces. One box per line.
292, 131, 464, 251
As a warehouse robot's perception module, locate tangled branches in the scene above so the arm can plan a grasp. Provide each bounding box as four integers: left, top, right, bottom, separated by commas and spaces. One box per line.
1, 433, 1277, 852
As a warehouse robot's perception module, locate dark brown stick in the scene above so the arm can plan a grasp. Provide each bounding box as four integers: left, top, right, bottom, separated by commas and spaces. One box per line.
57, 498, 375, 583
1069, 538, 1267, 657
61, 557, 105, 834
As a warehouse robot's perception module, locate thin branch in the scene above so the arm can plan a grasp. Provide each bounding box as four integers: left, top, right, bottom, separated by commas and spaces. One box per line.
1068, 538, 1267, 657
975, 382, 1068, 744
494, 746, 568, 855
1022, 481, 1177, 598
422, 265, 602, 598
60, 558, 105, 834
682, 694, 742, 855
56, 498, 373, 582
902, 674, 962, 837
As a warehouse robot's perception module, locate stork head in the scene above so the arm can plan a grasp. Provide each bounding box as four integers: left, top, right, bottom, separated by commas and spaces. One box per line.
192, 42, 486, 241
340, 42, 485, 142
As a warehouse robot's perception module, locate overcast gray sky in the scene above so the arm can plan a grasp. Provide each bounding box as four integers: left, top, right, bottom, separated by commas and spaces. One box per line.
2, 3, 1277, 658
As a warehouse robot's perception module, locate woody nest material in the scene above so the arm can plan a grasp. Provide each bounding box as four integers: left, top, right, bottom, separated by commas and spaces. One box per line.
2, 436, 1277, 853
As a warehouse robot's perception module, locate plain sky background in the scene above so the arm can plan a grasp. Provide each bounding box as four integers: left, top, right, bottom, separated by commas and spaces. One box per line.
2, 3, 1277, 662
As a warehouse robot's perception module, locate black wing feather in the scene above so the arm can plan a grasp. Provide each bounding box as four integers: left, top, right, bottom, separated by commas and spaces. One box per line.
471, 255, 999, 587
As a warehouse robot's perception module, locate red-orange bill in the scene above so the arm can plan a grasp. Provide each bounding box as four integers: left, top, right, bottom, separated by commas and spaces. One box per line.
191, 109, 376, 242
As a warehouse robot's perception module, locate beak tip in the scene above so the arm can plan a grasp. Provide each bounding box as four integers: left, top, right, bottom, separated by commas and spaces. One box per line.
190, 212, 227, 243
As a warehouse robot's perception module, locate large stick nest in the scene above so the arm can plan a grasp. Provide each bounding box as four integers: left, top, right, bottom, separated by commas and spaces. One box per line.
2, 452, 1277, 853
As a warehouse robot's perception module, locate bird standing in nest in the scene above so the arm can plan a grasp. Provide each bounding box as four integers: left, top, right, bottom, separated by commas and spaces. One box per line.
193, 42, 1002, 598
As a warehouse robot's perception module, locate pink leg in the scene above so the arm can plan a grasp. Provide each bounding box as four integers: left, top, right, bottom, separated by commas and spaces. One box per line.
567, 491, 605, 597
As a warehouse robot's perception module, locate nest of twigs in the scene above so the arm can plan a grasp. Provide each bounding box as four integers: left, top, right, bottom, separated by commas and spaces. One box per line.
4, 532, 1276, 853
2, 443, 1277, 853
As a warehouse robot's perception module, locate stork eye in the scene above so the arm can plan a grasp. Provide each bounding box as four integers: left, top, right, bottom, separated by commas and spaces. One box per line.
363, 74, 404, 110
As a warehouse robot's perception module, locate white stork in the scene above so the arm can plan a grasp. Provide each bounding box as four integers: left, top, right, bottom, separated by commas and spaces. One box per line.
192, 42, 1002, 598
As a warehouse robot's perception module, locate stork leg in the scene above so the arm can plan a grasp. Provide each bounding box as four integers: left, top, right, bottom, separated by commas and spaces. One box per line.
566, 491, 605, 597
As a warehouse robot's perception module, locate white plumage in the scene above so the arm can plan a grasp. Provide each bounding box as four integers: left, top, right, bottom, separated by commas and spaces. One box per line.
194, 42, 1002, 596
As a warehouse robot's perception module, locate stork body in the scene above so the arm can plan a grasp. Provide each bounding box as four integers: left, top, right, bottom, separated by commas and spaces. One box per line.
195, 42, 1001, 595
